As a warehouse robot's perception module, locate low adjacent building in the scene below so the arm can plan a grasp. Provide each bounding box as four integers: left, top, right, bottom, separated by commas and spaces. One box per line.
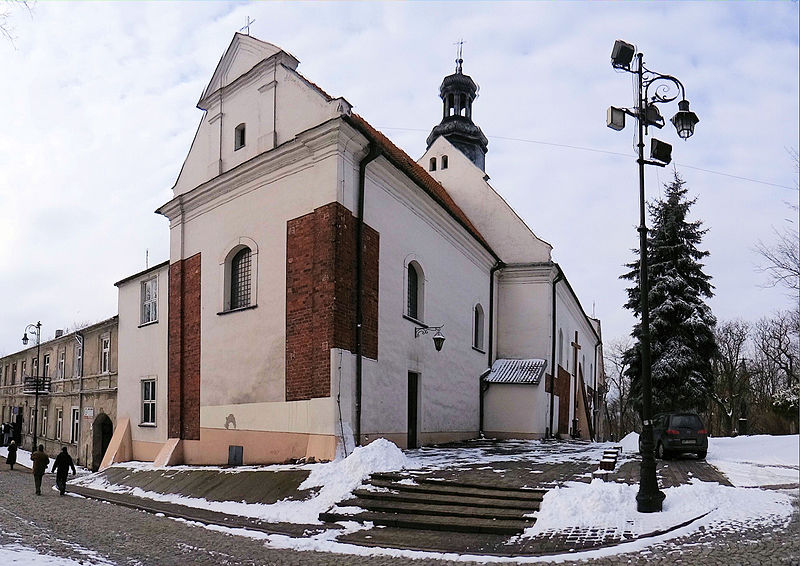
0, 317, 118, 470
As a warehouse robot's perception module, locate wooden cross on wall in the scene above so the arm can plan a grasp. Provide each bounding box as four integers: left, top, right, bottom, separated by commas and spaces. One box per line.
571, 331, 581, 410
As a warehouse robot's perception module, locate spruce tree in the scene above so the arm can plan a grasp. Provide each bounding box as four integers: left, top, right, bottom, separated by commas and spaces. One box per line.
621, 172, 717, 414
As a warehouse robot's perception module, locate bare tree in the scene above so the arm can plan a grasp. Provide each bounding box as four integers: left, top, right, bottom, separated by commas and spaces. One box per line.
711, 320, 751, 435
756, 148, 800, 293
1, 0, 31, 44
603, 337, 637, 440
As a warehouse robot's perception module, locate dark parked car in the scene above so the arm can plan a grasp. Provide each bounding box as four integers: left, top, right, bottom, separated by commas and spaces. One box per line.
639, 412, 708, 459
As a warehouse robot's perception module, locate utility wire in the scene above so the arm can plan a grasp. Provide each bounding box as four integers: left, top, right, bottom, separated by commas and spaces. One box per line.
378, 126, 798, 192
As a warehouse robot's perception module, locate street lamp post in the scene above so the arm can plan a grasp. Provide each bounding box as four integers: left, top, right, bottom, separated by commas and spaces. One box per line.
22, 321, 42, 451
608, 40, 699, 513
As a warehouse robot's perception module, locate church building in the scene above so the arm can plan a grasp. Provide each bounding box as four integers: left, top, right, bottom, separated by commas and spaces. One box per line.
107, 34, 603, 468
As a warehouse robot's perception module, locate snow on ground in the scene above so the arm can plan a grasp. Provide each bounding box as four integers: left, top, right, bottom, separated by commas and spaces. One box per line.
71, 438, 408, 525
522, 477, 793, 539
619, 432, 800, 487
1, 445, 93, 476
0, 528, 114, 566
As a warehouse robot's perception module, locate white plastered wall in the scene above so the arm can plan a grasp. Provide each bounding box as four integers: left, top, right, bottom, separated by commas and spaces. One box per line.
350, 156, 495, 446
116, 264, 169, 448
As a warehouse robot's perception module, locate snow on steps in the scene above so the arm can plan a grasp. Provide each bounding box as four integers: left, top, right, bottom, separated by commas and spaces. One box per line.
319, 472, 547, 535
596, 446, 623, 473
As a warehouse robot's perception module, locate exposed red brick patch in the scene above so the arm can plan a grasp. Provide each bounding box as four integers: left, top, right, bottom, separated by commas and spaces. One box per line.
168, 253, 201, 440
286, 202, 379, 401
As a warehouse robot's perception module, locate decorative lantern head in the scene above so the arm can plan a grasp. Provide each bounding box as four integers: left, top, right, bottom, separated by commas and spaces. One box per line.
670, 99, 699, 140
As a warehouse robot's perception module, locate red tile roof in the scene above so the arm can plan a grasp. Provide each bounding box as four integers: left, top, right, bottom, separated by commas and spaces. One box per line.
345, 114, 494, 256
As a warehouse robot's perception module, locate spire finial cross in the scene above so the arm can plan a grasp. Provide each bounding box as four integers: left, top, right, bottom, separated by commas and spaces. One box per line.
240, 16, 256, 36
454, 39, 464, 73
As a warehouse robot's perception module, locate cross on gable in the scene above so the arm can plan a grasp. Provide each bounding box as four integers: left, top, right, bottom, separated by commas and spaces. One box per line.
240, 16, 256, 36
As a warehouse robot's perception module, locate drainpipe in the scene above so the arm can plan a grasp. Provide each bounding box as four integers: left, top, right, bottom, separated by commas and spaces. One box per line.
481, 261, 504, 435
355, 143, 380, 447
547, 264, 563, 439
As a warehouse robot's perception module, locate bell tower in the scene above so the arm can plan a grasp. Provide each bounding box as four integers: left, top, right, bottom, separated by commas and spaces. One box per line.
426, 46, 489, 171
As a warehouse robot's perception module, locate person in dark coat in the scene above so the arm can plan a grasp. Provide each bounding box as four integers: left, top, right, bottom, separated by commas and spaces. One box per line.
5, 439, 17, 470
51, 447, 76, 495
30, 445, 49, 495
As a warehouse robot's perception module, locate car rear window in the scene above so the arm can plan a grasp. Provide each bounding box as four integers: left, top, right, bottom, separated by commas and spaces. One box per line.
671, 415, 703, 428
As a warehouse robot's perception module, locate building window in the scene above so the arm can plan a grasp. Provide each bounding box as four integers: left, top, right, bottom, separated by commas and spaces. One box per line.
441, 155, 449, 170
234, 123, 246, 150
11, 363, 16, 385
230, 247, 252, 310
141, 379, 156, 425
406, 261, 424, 321
58, 351, 65, 379
473, 303, 485, 350
56, 408, 63, 440
31, 357, 37, 377
141, 276, 158, 324
429, 157, 437, 171
43, 354, 50, 378
41, 407, 48, 439
20, 360, 26, 377
71, 408, 80, 444
74, 343, 83, 377
29, 407, 35, 434
100, 336, 110, 374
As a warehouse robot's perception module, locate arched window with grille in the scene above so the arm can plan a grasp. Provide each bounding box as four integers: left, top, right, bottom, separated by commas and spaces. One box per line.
230, 247, 252, 309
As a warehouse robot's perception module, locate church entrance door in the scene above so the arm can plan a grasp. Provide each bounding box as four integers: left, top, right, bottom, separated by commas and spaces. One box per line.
407, 372, 419, 449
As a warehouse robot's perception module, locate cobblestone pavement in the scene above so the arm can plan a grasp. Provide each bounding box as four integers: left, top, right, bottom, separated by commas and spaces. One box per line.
1, 464, 798, 565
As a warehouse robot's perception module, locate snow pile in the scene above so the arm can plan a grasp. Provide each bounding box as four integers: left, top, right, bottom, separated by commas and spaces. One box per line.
619, 432, 640, 453
524, 477, 794, 539
707, 434, 799, 487
71, 438, 407, 525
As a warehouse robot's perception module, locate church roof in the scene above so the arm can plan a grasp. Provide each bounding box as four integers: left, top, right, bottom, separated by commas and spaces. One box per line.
345, 114, 494, 256
483, 358, 547, 384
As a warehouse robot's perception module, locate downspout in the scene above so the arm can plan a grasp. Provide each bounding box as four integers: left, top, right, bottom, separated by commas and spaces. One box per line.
594, 341, 600, 441
547, 264, 563, 439
481, 261, 504, 435
355, 143, 381, 447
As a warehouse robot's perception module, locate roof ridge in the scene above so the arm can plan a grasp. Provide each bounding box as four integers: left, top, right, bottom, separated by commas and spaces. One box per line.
346, 113, 493, 255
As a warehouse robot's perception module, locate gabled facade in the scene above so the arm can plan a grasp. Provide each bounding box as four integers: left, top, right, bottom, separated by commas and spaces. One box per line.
108, 34, 603, 467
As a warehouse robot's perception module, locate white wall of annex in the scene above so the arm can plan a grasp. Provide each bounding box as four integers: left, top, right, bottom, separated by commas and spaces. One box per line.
116, 265, 169, 444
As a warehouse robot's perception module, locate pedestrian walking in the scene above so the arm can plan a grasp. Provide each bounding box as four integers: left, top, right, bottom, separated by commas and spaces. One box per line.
51, 447, 76, 496
30, 445, 49, 495
5, 439, 17, 470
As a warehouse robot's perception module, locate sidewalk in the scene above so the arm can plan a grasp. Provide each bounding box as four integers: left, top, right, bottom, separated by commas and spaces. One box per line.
64, 439, 735, 557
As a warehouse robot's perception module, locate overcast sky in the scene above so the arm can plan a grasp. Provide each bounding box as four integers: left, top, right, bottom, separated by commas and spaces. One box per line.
1, 1, 797, 357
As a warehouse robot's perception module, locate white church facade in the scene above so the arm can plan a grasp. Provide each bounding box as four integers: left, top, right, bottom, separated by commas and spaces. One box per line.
106, 34, 604, 468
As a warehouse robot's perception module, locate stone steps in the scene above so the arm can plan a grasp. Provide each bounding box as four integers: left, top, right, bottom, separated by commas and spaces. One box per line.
320, 472, 545, 535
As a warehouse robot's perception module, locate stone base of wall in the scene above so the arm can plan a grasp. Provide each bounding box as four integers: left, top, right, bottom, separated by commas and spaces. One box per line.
360, 430, 478, 450
177, 428, 338, 465
482, 431, 545, 440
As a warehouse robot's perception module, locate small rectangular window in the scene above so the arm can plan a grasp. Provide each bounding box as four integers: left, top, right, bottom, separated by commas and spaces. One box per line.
141, 379, 156, 425
56, 408, 63, 440
234, 123, 246, 150
43, 354, 50, 377
41, 407, 48, 439
141, 277, 158, 324
29, 407, 35, 434
58, 351, 66, 379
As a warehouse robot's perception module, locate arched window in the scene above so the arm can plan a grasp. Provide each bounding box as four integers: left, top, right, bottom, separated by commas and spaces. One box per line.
473, 303, 485, 350
234, 123, 246, 150
441, 155, 449, 170
230, 247, 252, 309
407, 261, 424, 321
429, 157, 437, 172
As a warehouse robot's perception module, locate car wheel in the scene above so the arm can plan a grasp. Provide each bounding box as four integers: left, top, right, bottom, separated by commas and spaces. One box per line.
697, 450, 707, 460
